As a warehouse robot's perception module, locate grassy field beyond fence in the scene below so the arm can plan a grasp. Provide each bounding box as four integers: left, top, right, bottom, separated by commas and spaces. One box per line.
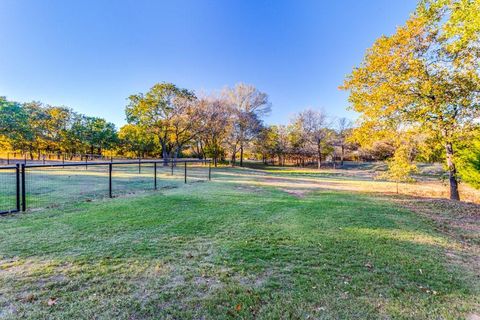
0, 166, 478, 319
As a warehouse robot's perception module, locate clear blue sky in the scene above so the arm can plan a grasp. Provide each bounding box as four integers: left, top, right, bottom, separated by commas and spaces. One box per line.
0, 0, 418, 128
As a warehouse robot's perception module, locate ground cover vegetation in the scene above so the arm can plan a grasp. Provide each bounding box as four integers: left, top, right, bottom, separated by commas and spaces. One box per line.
0, 166, 479, 319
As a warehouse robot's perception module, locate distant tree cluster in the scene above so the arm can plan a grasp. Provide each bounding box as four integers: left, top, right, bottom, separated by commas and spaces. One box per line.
0, 97, 117, 159
252, 113, 355, 168
119, 82, 270, 166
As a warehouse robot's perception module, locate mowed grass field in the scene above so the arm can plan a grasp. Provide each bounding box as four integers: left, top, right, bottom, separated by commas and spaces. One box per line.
0, 165, 479, 319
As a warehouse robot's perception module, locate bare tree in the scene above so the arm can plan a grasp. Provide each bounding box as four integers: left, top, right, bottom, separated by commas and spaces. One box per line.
224, 83, 270, 166
194, 95, 232, 166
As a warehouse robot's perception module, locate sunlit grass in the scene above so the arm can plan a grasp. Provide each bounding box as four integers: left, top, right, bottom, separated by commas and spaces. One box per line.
0, 167, 478, 319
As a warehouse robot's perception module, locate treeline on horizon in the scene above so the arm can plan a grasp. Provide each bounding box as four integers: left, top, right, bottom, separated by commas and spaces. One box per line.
0, 76, 479, 193
1, 1, 479, 200
0, 84, 359, 166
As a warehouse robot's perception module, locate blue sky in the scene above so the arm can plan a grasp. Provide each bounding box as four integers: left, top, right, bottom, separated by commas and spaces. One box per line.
0, 0, 418, 127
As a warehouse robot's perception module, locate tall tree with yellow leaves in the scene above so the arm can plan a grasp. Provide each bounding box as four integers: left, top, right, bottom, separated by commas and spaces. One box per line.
341, 0, 480, 200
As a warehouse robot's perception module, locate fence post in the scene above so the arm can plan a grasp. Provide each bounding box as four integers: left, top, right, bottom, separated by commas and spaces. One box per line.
171, 159, 174, 175
154, 162, 157, 190
209, 161, 211, 181
7, 153, 9, 165
15, 164, 20, 212
109, 163, 113, 198
85, 155, 88, 170
184, 162, 187, 183
21, 164, 26, 211
138, 157, 141, 174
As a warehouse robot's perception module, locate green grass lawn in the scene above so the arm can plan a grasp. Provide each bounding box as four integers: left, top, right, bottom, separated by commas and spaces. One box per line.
0, 167, 478, 319
0, 163, 210, 211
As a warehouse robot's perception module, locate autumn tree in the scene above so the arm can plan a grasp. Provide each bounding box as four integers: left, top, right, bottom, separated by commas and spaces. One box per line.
342, 0, 480, 200
193, 96, 232, 166
380, 144, 418, 194
336, 117, 353, 166
294, 109, 332, 169
456, 128, 480, 189
118, 124, 156, 157
0, 97, 33, 152
224, 83, 270, 166
125, 83, 196, 165
169, 95, 205, 162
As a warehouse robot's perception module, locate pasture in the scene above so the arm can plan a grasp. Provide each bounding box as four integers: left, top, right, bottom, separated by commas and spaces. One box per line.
0, 165, 479, 319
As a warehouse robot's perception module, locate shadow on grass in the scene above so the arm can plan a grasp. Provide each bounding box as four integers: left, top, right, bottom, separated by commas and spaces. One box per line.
0, 176, 478, 319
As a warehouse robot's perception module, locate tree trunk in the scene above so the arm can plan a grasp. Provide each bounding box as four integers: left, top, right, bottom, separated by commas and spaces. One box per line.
445, 142, 460, 201
317, 143, 322, 169
231, 151, 236, 167
240, 145, 244, 167
341, 145, 345, 166
162, 143, 169, 166
173, 147, 180, 166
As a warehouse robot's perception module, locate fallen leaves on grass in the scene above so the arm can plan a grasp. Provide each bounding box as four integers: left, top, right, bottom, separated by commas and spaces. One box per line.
47, 298, 57, 306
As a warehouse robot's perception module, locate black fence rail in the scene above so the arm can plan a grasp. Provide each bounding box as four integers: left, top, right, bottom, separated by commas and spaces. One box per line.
0, 159, 211, 214
0, 151, 206, 166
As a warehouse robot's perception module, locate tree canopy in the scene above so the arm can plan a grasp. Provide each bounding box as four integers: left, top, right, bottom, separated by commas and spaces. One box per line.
341, 0, 480, 200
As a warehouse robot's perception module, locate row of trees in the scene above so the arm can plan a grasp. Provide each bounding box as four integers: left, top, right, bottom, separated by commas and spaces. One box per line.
0, 97, 117, 159
119, 82, 358, 168
119, 82, 270, 166
254, 113, 353, 168
1, 83, 356, 168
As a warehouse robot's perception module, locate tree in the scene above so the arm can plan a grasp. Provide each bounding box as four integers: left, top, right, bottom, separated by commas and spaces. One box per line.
456, 128, 480, 189
193, 95, 232, 166
224, 83, 270, 166
295, 109, 331, 169
0, 97, 33, 152
336, 117, 353, 166
254, 126, 277, 165
125, 83, 196, 165
379, 144, 418, 194
341, 0, 480, 200
23, 101, 50, 159
169, 95, 204, 161
119, 124, 156, 157
43, 106, 75, 154
82, 117, 117, 155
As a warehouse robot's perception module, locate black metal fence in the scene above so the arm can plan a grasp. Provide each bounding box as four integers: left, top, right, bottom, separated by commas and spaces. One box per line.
0, 151, 205, 166
0, 159, 211, 214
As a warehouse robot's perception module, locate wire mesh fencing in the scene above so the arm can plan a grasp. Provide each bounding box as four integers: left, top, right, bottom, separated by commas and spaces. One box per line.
0, 166, 20, 214
0, 159, 211, 213
24, 164, 110, 209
